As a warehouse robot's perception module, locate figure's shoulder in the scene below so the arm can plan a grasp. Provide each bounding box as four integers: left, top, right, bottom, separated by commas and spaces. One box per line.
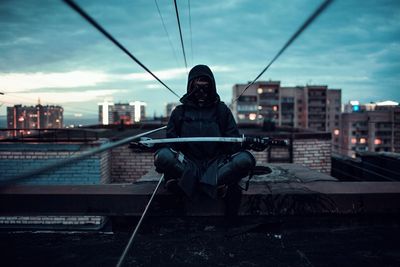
217, 102, 231, 114
169, 104, 185, 118
171, 104, 184, 113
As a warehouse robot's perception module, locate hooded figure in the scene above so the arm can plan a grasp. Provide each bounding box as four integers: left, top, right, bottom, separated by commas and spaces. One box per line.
154, 65, 256, 199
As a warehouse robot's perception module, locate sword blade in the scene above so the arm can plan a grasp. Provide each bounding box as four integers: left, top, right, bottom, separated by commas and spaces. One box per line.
139, 137, 245, 146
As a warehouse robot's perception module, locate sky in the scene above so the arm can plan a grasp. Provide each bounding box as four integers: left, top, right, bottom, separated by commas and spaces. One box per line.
0, 0, 399, 121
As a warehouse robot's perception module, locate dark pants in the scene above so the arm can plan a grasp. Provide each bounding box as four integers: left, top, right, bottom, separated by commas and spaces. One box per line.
154, 147, 255, 188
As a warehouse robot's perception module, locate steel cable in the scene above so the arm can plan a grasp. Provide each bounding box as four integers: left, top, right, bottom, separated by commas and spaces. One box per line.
234, 0, 333, 102
154, 0, 181, 68
173, 0, 188, 71
188, 0, 193, 64
116, 173, 164, 267
63, 0, 180, 98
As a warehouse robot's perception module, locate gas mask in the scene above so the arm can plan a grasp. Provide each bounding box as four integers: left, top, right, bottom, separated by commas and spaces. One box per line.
190, 77, 212, 106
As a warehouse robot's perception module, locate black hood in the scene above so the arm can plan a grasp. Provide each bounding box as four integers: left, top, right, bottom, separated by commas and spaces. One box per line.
180, 64, 220, 106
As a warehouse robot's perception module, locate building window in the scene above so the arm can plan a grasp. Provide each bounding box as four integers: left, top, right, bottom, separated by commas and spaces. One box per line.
360, 138, 366, 144
351, 138, 357, 144
374, 138, 382, 145
249, 113, 257, 121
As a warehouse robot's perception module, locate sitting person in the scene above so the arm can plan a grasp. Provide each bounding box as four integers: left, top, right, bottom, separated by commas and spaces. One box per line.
154, 64, 261, 200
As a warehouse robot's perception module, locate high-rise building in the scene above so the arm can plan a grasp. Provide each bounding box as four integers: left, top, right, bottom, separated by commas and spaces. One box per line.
7, 104, 64, 129
98, 101, 146, 125
339, 101, 400, 157
231, 81, 341, 133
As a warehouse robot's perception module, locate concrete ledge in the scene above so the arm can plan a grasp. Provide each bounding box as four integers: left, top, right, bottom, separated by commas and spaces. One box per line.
1, 182, 400, 216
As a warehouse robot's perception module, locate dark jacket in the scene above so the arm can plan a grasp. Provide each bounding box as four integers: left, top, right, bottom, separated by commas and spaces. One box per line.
166, 65, 241, 161
166, 65, 241, 197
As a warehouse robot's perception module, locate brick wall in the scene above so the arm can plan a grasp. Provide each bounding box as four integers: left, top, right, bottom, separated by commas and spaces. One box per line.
111, 145, 154, 183
0, 141, 109, 229
0, 142, 110, 185
0, 216, 107, 230
111, 137, 332, 183
252, 147, 290, 164
293, 138, 331, 173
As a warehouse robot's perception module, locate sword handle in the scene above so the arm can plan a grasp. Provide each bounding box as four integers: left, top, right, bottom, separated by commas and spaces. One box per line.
265, 138, 289, 147
244, 137, 289, 151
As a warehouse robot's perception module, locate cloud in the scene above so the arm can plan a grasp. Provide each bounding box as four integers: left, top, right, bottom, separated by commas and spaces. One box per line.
0, 37, 42, 47
123, 65, 234, 82
124, 68, 187, 81
145, 84, 164, 89
2, 89, 125, 105
0, 71, 111, 92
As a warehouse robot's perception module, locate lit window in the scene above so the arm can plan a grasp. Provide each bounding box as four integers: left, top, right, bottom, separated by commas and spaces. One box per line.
249, 113, 257, 121
18, 117, 24, 122
258, 114, 263, 119
374, 138, 382, 145
360, 138, 366, 144
273, 106, 278, 112
351, 138, 357, 144
258, 106, 262, 110
257, 88, 263, 94
334, 129, 340, 136
238, 114, 245, 120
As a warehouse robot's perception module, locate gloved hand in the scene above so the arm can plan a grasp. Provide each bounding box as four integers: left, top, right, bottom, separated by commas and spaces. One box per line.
244, 137, 266, 151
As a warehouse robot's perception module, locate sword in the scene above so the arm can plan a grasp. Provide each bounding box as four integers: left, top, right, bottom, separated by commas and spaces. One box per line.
132, 136, 288, 149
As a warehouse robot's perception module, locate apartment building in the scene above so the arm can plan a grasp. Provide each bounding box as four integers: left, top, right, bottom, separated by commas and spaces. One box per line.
98, 101, 146, 125
339, 101, 400, 157
231, 81, 341, 133
7, 104, 63, 129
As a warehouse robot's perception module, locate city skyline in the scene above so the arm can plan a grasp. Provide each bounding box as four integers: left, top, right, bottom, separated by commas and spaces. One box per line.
0, 0, 399, 119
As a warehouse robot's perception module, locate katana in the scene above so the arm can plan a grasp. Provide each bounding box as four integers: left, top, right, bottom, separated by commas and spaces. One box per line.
133, 136, 288, 148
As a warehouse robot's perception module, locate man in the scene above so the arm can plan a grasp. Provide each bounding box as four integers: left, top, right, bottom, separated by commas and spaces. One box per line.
154, 64, 260, 199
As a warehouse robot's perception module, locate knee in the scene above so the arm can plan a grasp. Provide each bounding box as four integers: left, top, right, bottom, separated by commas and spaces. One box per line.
231, 151, 256, 171
154, 148, 176, 168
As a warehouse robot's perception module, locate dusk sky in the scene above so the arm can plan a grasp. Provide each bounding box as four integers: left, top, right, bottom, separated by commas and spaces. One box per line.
0, 0, 399, 120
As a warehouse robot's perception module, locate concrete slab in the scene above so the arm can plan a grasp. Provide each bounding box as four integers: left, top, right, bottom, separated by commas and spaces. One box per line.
139, 164, 337, 184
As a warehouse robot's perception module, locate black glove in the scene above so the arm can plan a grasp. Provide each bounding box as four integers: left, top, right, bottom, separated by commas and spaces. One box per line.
244, 137, 266, 152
